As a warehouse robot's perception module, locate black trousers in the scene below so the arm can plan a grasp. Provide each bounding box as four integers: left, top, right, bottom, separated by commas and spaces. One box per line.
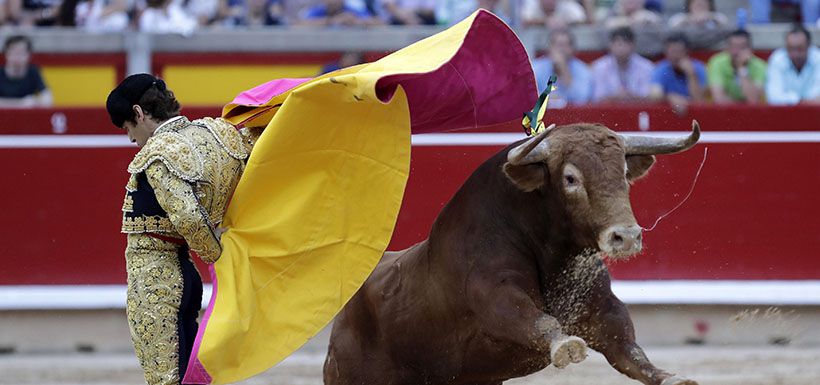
177, 246, 203, 381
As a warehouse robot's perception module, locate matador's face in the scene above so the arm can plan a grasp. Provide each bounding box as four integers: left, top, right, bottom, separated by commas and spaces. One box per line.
122, 105, 156, 147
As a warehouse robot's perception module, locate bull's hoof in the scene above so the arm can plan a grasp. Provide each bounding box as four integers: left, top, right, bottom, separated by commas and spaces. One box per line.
550, 336, 587, 368
660, 375, 698, 385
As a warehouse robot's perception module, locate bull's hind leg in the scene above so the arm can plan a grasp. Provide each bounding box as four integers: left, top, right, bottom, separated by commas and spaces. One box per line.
574, 293, 697, 385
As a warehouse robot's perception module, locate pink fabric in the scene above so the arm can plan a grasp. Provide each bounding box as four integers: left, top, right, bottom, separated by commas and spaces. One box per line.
229, 78, 312, 106
225, 13, 536, 135
182, 264, 218, 384
376, 11, 536, 133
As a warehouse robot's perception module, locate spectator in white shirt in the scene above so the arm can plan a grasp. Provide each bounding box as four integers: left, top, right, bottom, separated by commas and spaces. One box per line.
668, 0, 729, 30
73, 0, 130, 32
766, 25, 820, 105
139, 0, 198, 35
521, 0, 586, 29
604, 0, 661, 29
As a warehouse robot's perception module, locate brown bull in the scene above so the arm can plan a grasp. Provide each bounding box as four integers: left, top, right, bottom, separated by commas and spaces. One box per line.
324, 122, 702, 385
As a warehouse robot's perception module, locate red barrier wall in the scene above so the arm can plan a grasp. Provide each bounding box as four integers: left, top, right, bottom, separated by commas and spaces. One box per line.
1, 105, 818, 284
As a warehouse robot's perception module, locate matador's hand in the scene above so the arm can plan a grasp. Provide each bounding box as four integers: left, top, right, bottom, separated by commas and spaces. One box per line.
215, 227, 228, 241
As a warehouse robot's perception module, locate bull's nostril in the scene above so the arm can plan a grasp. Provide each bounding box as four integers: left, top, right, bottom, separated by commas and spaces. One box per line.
611, 234, 623, 244
637, 233, 642, 241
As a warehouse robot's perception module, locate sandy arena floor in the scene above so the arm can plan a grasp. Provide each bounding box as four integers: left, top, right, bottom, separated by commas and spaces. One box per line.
2, 346, 819, 385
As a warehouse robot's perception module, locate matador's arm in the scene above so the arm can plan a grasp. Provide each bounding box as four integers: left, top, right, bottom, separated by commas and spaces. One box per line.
145, 162, 223, 263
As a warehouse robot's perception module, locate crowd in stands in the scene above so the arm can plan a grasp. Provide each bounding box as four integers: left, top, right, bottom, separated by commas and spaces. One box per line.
532, 24, 819, 112
0, 0, 818, 108
0, 0, 817, 32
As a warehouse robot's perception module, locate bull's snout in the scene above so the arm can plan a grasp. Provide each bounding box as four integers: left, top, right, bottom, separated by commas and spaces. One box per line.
599, 225, 642, 258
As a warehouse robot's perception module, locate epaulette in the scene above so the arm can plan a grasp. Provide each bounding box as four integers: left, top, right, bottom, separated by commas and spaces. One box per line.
193, 117, 249, 160
127, 132, 204, 183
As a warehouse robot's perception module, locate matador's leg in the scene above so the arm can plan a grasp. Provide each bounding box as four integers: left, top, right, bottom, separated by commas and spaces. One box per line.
176, 247, 203, 379
125, 234, 186, 385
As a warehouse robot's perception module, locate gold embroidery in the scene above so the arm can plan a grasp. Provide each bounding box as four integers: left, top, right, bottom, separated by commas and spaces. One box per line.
122, 115, 245, 384
122, 215, 175, 234
193, 117, 249, 160
146, 163, 223, 263
128, 131, 204, 183
123, 115, 245, 263
153, 116, 189, 135
126, 174, 139, 192
122, 195, 134, 212
125, 233, 184, 385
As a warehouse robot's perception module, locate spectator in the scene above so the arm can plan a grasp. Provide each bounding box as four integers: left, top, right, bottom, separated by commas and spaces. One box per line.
584, 0, 660, 24
219, 0, 283, 26
320, 51, 365, 74
521, 0, 586, 29
579, 0, 596, 23
1, 0, 8, 24
644, 0, 660, 12
436, 0, 511, 26
766, 25, 820, 105
591, 27, 654, 103
6, 0, 62, 26
531, 29, 591, 107
748, 0, 772, 24
352, 0, 380, 18
0, 35, 52, 108
749, 0, 819, 25
139, 0, 198, 34
803, 0, 819, 24
649, 33, 706, 115
185, 0, 221, 25
56, 0, 129, 31
707, 29, 766, 104
379, 0, 435, 25
668, 0, 729, 30
297, 0, 374, 26
604, 0, 662, 29
282, 0, 317, 24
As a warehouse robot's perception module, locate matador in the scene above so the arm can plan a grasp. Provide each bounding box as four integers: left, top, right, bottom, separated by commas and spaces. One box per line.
106, 73, 258, 385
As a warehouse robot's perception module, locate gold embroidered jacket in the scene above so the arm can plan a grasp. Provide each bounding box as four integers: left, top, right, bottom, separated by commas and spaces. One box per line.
121, 116, 249, 263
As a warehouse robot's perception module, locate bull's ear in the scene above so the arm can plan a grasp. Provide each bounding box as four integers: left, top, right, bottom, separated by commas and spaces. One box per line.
503, 162, 546, 192
626, 155, 656, 182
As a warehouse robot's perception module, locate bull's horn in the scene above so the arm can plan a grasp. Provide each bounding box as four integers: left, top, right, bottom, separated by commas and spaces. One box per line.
622, 120, 701, 155
507, 124, 555, 165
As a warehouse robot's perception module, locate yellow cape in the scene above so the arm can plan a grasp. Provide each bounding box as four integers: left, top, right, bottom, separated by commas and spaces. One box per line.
184, 10, 536, 384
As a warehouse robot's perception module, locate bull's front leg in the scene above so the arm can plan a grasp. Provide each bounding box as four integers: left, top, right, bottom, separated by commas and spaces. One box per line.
470, 279, 587, 368
573, 292, 697, 385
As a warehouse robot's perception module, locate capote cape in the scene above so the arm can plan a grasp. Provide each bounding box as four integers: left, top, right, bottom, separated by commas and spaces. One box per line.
182, 10, 537, 384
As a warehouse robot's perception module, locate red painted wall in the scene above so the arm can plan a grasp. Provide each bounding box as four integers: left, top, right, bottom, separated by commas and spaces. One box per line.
1, 105, 818, 284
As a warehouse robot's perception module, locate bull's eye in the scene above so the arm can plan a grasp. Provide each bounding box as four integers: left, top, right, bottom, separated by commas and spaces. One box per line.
562, 164, 584, 194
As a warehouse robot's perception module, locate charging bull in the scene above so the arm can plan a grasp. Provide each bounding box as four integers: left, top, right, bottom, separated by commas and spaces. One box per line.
324, 121, 702, 385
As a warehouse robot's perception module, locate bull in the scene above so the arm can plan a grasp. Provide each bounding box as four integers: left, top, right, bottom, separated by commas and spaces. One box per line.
324, 121, 702, 385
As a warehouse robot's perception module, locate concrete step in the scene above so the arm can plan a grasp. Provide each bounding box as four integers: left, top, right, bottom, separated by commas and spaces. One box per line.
1, 346, 819, 385
2, 304, 819, 355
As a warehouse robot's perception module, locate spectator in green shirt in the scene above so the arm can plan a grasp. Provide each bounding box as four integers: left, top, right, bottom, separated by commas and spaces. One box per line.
707, 29, 767, 104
